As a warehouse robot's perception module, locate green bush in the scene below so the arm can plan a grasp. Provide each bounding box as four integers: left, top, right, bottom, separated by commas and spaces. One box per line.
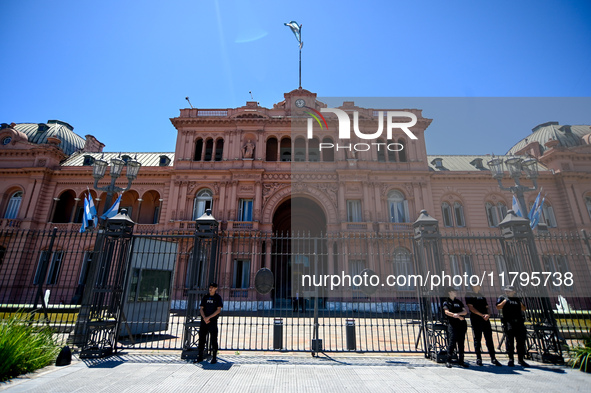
569, 337, 591, 373
0, 313, 61, 381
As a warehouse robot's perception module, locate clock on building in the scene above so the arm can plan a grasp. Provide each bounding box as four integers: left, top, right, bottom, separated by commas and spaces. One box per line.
295, 99, 305, 108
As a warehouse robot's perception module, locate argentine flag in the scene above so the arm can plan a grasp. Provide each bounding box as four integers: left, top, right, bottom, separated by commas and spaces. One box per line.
528, 191, 542, 221
101, 194, 121, 220
88, 193, 98, 226
284, 21, 303, 49
530, 196, 546, 229
512, 195, 523, 217
80, 197, 90, 233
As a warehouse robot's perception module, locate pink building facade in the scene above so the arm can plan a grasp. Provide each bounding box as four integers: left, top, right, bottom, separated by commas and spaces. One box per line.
2, 89, 591, 306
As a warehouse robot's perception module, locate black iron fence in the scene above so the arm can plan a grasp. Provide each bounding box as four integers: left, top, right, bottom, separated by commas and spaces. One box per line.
1, 225, 590, 356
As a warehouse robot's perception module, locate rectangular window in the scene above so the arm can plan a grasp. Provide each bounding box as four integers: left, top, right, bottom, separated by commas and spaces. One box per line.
543, 255, 571, 292
33, 251, 50, 285
4, 195, 22, 219
193, 199, 212, 220
128, 268, 172, 302
389, 200, 409, 223
238, 199, 253, 221
393, 251, 414, 290
232, 259, 251, 289
442, 204, 453, 227
450, 254, 473, 288
347, 200, 363, 222
454, 203, 465, 227
78, 251, 94, 285
542, 205, 557, 228
349, 259, 365, 289
46, 251, 63, 285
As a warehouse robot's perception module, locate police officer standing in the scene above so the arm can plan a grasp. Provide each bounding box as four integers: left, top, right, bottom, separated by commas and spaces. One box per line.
197, 282, 223, 364
496, 285, 529, 367
465, 284, 502, 366
443, 287, 469, 368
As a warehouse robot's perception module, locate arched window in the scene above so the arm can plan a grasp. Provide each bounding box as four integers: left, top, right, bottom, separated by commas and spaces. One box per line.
308, 138, 320, 162
586, 196, 591, 221
4, 191, 23, 219
193, 189, 213, 220
204, 139, 213, 161
322, 137, 334, 162
454, 202, 465, 227
52, 190, 76, 223
266, 137, 278, 161
280, 138, 291, 162
214, 139, 224, 161
393, 248, 414, 290
388, 190, 409, 223
441, 202, 453, 227
398, 138, 407, 162
294, 138, 306, 162
194, 138, 203, 161
485, 201, 507, 227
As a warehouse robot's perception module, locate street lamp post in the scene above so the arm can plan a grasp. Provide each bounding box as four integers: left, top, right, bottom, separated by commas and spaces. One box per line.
487, 155, 539, 215
92, 155, 141, 218
488, 155, 563, 363
70, 155, 141, 348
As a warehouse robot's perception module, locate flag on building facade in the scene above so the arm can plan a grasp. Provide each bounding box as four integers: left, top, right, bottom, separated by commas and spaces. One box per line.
530, 196, 546, 229
512, 195, 523, 217
528, 191, 542, 221
87, 192, 98, 226
80, 196, 89, 233
101, 194, 121, 220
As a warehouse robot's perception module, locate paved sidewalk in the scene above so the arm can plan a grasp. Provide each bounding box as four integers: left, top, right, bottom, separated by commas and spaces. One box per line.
1, 352, 589, 393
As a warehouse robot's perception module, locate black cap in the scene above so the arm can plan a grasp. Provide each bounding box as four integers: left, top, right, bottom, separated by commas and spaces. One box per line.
504, 285, 516, 291
209, 282, 218, 288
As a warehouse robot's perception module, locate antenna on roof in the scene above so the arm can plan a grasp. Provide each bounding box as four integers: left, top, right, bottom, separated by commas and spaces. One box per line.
249, 91, 254, 100
185, 96, 194, 109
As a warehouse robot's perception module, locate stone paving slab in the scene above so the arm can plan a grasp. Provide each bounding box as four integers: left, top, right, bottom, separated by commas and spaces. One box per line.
0, 352, 589, 393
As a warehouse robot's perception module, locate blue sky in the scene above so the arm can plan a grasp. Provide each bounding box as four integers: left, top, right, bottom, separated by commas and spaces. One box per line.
1, 0, 590, 154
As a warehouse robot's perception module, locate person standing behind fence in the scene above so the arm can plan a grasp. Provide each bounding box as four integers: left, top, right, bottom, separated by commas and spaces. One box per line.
465, 284, 502, 366
197, 282, 223, 364
496, 285, 529, 367
443, 287, 469, 368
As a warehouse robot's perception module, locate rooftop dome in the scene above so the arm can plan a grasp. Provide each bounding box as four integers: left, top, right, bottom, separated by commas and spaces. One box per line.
13, 120, 85, 155
507, 122, 591, 155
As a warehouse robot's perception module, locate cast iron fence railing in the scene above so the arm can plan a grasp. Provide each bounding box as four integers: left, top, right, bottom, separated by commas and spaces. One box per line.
0, 227, 590, 354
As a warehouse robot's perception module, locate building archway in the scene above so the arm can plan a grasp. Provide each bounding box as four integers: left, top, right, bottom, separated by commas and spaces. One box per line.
271, 197, 327, 307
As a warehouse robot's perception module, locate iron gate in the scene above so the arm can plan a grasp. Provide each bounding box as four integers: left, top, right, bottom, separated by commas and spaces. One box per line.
1, 222, 590, 356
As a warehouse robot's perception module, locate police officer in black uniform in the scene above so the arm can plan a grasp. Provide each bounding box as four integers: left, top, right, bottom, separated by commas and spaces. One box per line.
443, 287, 469, 368
465, 284, 502, 366
496, 285, 529, 367
197, 282, 223, 364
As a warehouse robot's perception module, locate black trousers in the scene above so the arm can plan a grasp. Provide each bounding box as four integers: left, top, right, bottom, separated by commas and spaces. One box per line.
504, 321, 527, 361
470, 316, 496, 360
198, 319, 218, 356
447, 320, 467, 362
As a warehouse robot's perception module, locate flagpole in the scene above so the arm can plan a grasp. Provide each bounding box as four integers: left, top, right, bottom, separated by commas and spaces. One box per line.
299, 25, 302, 88
299, 46, 302, 89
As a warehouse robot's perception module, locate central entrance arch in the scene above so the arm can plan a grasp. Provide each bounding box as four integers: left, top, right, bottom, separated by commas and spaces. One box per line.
271, 197, 327, 306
